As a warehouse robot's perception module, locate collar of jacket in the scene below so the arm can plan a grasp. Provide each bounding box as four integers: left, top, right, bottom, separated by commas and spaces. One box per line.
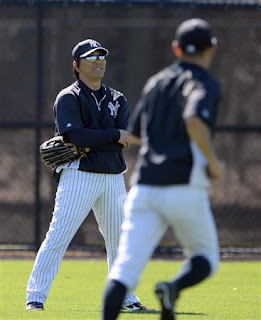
175, 60, 209, 74
77, 79, 107, 96
77, 80, 107, 111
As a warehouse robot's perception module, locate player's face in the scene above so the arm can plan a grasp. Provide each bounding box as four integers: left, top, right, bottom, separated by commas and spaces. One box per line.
78, 50, 107, 81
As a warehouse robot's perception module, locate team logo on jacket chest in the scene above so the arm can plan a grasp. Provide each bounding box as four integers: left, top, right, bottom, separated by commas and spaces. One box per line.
108, 101, 120, 118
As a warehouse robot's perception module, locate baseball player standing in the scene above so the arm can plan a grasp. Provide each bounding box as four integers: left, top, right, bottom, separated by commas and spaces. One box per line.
26, 39, 147, 311
102, 19, 225, 320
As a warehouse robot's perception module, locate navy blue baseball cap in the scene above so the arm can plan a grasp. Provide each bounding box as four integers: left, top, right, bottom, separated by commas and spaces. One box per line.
175, 18, 217, 54
72, 39, 109, 60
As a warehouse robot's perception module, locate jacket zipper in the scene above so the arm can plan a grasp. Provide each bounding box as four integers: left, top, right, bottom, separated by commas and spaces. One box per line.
91, 92, 106, 111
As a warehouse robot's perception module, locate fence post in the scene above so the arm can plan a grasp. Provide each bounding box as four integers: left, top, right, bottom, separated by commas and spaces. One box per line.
34, 2, 44, 250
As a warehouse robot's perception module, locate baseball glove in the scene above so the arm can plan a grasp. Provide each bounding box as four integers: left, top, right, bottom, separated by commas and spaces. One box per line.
40, 136, 88, 170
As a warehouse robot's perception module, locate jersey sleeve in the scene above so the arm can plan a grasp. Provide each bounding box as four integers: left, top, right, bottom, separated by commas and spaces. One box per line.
183, 80, 221, 127
54, 93, 84, 135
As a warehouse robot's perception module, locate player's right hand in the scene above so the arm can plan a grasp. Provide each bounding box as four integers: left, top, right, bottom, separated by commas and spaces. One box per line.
207, 158, 226, 180
118, 129, 131, 148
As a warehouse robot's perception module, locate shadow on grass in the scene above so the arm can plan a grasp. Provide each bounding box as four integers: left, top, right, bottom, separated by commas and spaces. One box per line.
176, 311, 207, 316
120, 309, 159, 314
121, 309, 207, 316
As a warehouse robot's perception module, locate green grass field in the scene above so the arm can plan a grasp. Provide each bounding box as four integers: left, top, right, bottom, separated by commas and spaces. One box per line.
1, 259, 260, 320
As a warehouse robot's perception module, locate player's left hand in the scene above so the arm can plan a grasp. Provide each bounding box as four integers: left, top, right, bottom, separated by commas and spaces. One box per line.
40, 136, 90, 170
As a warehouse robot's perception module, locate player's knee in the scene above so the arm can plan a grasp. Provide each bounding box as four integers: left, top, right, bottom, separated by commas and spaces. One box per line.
190, 253, 219, 282
191, 255, 211, 281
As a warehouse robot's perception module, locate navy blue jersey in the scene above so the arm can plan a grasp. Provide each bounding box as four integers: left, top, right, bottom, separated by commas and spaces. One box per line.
53, 80, 129, 174
130, 61, 221, 186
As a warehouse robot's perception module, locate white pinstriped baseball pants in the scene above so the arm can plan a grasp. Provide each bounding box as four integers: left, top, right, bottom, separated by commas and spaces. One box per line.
26, 169, 140, 306
109, 184, 219, 290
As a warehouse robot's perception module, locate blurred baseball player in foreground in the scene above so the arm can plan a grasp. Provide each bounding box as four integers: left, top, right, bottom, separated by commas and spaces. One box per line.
26, 39, 147, 311
102, 18, 225, 320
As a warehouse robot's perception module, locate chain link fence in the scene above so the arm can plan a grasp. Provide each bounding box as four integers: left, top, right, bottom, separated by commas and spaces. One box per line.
0, 1, 260, 251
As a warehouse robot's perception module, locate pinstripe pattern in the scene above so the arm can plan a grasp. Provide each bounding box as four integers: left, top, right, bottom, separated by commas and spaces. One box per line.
27, 169, 140, 306
93, 174, 125, 269
92, 174, 140, 306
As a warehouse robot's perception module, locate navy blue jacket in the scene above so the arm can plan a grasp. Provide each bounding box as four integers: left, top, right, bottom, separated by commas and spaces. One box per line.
53, 80, 128, 174
130, 61, 221, 186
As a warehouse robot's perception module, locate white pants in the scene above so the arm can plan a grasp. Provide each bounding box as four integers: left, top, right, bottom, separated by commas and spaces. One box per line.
109, 184, 219, 290
27, 169, 139, 306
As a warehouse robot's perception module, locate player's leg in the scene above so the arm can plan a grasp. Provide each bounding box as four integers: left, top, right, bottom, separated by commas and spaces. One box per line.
170, 188, 219, 289
93, 174, 125, 270
155, 186, 219, 318
26, 169, 102, 308
93, 174, 145, 309
103, 185, 167, 320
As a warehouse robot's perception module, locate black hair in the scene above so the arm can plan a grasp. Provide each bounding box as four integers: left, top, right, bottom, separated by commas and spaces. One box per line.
73, 59, 80, 80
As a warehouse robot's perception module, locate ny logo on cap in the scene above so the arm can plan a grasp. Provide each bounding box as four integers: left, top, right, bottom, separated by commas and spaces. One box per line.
88, 40, 100, 47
